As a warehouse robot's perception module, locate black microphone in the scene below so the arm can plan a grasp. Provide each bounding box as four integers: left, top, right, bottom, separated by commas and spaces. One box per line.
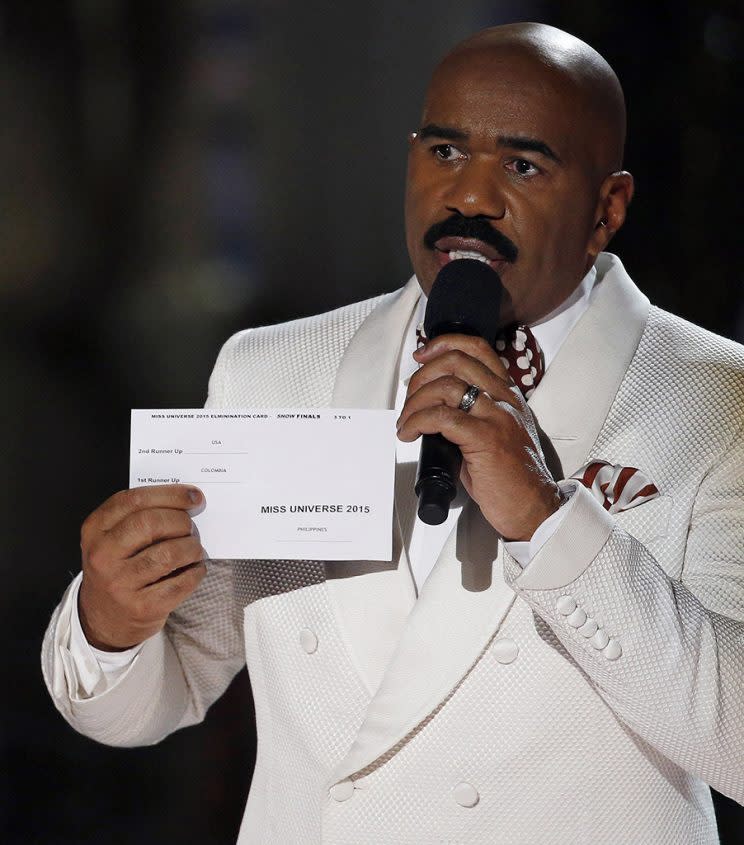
415, 258, 503, 525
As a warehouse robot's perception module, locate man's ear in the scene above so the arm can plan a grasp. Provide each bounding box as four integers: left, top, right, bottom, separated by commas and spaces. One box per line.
587, 171, 635, 259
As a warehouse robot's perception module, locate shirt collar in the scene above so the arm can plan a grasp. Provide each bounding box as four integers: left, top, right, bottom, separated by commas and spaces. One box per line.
530, 263, 597, 370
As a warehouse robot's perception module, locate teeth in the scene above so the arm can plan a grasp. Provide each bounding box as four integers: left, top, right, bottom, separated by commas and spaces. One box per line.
449, 250, 490, 263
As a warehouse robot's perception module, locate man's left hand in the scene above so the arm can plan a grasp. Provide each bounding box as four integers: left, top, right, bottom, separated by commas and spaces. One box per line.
396, 333, 561, 541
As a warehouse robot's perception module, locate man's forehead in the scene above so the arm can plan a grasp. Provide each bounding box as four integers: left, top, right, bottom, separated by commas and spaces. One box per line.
425, 45, 578, 113
422, 53, 578, 146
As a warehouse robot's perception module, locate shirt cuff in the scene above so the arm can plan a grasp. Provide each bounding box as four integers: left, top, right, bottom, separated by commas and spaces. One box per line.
68, 579, 144, 697
504, 480, 579, 567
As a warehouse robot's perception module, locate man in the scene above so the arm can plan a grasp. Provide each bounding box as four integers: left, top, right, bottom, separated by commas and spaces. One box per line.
42, 22, 744, 844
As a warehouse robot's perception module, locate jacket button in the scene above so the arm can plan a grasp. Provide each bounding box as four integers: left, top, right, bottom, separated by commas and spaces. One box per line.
578, 617, 598, 638
299, 628, 318, 654
556, 595, 577, 615
591, 628, 610, 650
329, 779, 354, 802
453, 782, 479, 808
603, 639, 622, 660
566, 607, 587, 628
492, 638, 519, 664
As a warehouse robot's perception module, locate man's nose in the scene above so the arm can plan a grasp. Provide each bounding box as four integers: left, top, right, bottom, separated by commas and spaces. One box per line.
443, 159, 506, 220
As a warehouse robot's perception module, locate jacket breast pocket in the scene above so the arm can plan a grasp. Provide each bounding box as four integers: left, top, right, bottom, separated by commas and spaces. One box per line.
612, 495, 673, 546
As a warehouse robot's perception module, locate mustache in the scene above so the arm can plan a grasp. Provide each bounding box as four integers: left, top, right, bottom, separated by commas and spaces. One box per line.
423, 214, 519, 264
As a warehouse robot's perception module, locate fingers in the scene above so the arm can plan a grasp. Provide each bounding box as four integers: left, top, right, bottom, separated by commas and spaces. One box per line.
82, 484, 203, 538
398, 397, 521, 445
399, 372, 515, 427
399, 364, 524, 437
408, 352, 510, 400
414, 334, 512, 383
406, 334, 524, 409
135, 559, 208, 628
132, 535, 207, 587
86, 526, 205, 590
88, 507, 196, 562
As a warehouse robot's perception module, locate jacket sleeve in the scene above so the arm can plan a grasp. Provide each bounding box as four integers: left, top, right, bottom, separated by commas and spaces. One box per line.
503, 429, 744, 806
40, 335, 247, 747
41, 559, 245, 747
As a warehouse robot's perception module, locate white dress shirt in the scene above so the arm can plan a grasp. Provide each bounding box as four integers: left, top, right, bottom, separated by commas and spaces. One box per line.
66, 264, 597, 692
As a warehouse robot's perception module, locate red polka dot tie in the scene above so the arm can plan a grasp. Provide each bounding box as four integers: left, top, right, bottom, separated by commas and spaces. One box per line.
495, 324, 545, 399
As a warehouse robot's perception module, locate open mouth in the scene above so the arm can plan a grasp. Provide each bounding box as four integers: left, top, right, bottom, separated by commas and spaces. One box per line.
433, 237, 510, 272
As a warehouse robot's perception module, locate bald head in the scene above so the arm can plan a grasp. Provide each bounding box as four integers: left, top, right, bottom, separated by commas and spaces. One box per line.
431, 23, 626, 176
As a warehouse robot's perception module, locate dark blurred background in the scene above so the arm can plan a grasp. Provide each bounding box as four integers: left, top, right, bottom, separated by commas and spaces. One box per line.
2, 0, 742, 842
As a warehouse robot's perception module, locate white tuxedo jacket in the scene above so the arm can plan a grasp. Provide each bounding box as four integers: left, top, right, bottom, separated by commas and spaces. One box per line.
43, 254, 744, 844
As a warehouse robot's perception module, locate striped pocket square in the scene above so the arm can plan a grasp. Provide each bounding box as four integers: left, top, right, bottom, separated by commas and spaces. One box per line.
570, 460, 660, 514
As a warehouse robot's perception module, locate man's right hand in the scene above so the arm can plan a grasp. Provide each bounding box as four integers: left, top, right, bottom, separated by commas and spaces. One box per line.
78, 485, 207, 651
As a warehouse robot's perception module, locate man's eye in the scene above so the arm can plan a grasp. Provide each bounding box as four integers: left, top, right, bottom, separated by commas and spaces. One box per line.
432, 143, 465, 162
508, 158, 539, 176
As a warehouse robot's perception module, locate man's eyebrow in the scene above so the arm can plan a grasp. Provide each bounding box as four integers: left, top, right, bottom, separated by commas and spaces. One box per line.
418, 123, 469, 141
497, 134, 562, 163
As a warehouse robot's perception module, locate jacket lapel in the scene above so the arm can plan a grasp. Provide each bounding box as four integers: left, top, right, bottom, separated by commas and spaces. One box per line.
528, 253, 650, 476
325, 277, 421, 698
331, 276, 421, 410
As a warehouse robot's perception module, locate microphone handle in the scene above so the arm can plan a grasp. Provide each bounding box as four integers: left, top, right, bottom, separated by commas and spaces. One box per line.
415, 434, 461, 525
414, 320, 478, 526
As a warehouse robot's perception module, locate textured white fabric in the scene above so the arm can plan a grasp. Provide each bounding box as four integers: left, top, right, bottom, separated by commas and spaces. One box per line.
42, 255, 744, 844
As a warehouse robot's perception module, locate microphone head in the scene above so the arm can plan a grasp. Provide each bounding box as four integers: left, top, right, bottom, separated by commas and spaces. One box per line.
423, 258, 502, 344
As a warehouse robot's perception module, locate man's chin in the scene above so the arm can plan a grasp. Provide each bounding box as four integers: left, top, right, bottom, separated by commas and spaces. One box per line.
410, 259, 437, 295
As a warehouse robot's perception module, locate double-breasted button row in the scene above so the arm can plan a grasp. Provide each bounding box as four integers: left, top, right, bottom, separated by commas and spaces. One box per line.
556, 594, 622, 661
